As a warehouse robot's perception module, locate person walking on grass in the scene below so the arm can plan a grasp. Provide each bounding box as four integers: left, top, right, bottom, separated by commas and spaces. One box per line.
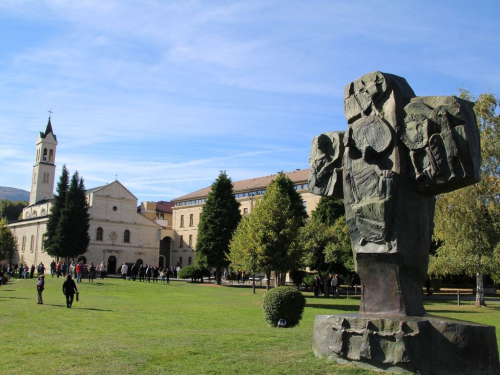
37, 275, 45, 304
62, 275, 78, 308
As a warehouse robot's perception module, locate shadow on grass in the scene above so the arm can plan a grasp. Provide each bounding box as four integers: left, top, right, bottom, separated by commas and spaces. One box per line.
44, 303, 112, 311
0, 296, 30, 300
306, 303, 359, 312
0, 289, 15, 291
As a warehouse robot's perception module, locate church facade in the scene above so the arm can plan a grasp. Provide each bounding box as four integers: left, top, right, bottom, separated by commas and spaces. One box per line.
8, 120, 161, 272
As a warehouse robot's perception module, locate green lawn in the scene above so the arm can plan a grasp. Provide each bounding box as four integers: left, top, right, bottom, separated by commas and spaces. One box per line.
1, 277, 499, 375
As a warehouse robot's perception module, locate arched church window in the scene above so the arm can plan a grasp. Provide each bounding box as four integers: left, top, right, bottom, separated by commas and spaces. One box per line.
124, 230, 130, 243
49, 149, 54, 162
30, 235, 35, 252
43, 148, 48, 161
36, 149, 40, 162
32, 211, 37, 217
22, 236, 26, 252
96, 227, 103, 241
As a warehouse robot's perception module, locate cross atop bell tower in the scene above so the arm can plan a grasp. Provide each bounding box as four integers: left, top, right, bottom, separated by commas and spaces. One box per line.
29, 116, 58, 205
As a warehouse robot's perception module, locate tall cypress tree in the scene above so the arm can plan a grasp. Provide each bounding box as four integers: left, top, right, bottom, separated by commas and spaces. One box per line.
57, 172, 90, 259
196, 171, 241, 284
44, 165, 69, 258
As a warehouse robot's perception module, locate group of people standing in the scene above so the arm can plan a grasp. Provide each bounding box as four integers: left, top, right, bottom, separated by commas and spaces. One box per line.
1, 263, 46, 279
120, 263, 179, 283
50, 260, 107, 282
313, 274, 341, 297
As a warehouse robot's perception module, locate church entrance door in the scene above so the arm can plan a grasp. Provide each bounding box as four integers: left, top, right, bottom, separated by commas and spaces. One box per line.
108, 256, 117, 274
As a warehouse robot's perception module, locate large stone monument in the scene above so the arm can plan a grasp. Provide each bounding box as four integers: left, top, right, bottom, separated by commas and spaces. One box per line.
309, 72, 499, 374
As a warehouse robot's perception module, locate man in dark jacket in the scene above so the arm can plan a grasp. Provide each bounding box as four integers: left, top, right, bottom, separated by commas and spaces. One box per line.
62, 275, 78, 308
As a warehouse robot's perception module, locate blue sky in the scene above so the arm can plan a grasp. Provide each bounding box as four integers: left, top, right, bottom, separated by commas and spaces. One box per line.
1, 0, 498, 203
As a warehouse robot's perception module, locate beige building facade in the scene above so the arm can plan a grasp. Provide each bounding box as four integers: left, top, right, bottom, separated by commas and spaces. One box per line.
170, 169, 321, 268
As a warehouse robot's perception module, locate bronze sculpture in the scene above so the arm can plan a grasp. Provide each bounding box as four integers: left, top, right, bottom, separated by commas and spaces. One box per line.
310, 72, 498, 374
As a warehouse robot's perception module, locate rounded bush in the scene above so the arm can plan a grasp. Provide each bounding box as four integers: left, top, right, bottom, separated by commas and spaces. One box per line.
263, 286, 306, 328
178, 265, 210, 282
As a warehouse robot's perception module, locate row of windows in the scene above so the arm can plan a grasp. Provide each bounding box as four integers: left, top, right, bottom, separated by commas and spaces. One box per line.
176, 198, 206, 207
95, 228, 130, 243
15, 234, 46, 253
24, 208, 47, 219
175, 184, 308, 207
176, 256, 192, 267
179, 213, 200, 228
178, 234, 193, 248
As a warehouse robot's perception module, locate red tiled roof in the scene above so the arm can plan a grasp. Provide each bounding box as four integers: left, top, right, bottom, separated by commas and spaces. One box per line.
156, 201, 174, 213
173, 169, 310, 202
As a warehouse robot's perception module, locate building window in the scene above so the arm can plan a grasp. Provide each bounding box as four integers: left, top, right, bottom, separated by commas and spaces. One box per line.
96, 227, 103, 241
180, 215, 184, 227
179, 235, 184, 247
188, 257, 192, 265
124, 230, 130, 243
188, 235, 193, 247
43, 148, 48, 161
21, 236, 26, 252
189, 214, 194, 227
41, 234, 47, 252
30, 235, 35, 253
49, 149, 54, 162
179, 257, 183, 267
32, 210, 38, 217
243, 208, 249, 215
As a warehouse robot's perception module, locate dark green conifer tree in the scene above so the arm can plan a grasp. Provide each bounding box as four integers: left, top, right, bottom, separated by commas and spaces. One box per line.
56, 172, 90, 259
196, 171, 241, 284
44, 165, 69, 258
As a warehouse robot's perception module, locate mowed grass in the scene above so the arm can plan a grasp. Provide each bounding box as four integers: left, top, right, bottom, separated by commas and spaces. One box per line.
1, 278, 500, 375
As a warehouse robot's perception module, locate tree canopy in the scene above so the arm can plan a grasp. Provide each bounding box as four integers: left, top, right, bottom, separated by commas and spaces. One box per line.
0, 218, 16, 261
0, 199, 28, 222
299, 196, 352, 296
228, 172, 306, 287
195, 171, 241, 284
429, 90, 500, 306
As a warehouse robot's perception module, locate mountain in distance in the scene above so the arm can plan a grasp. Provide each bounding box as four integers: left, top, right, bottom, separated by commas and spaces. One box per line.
0, 187, 30, 202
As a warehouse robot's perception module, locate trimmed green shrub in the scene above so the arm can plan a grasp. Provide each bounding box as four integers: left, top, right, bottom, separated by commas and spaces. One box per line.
178, 265, 210, 282
263, 286, 306, 328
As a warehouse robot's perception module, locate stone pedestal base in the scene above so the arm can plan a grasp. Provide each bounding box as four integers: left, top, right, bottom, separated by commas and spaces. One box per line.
312, 314, 499, 375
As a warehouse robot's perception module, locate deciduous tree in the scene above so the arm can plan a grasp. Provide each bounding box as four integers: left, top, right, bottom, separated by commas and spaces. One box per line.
300, 196, 352, 296
0, 199, 28, 222
0, 218, 16, 261
227, 215, 261, 293
244, 173, 306, 286
430, 90, 500, 306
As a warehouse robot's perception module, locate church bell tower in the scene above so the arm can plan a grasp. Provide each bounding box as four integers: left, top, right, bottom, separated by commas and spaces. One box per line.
29, 117, 58, 205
